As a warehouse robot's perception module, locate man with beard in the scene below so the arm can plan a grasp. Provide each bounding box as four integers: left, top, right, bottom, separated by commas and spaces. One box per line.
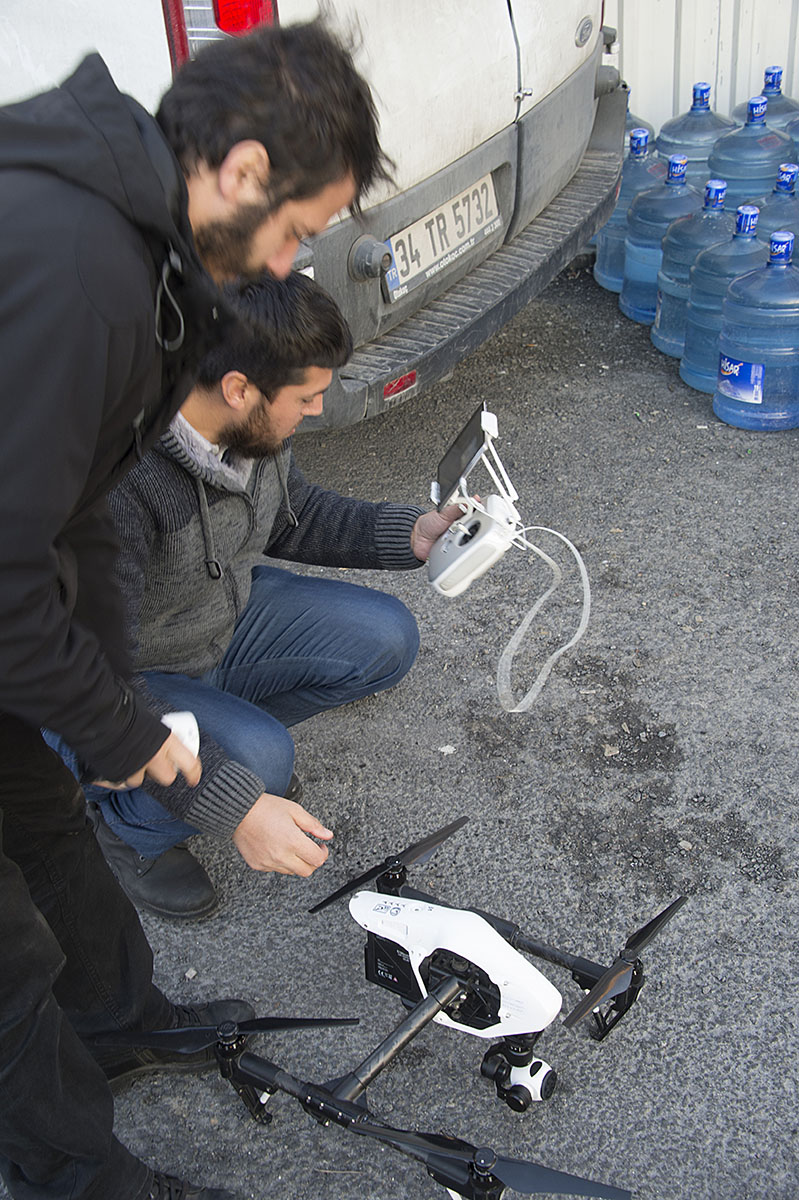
0, 20, 390, 1200
47, 272, 461, 919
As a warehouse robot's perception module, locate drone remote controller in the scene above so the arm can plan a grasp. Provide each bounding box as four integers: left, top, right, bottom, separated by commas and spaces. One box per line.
428, 494, 519, 597
428, 403, 520, 597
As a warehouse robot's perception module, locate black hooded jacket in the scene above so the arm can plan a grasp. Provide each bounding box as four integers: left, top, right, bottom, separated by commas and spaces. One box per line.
0, 54, 232, 781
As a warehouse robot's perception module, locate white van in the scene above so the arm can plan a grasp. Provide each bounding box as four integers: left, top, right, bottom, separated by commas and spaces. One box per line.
1, 1, 625, 428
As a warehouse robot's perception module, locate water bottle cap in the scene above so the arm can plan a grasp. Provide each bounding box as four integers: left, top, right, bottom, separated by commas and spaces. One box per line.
735, 205, 759, 236
764, 66, 783, 93
629, 128, 650, 156
692, 82, 711, 109
703, 179, 727, 208
775, 163, 798, 192
770, 231, 794, 263
747, 96, 768, 124
667, 155, 688, 184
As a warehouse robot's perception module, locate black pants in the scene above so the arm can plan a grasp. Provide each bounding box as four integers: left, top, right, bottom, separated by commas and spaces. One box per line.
0, 713, 170, 1199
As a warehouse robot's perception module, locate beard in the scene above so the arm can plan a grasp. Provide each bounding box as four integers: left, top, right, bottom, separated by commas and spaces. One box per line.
192, 200, 277, 282
218, 394, 284, 459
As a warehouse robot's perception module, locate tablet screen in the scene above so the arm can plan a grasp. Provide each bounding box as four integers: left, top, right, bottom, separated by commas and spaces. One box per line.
435, 403, 488, 510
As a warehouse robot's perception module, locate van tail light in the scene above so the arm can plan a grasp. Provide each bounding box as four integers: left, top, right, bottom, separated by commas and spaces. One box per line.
162, 0, 278, 72
383, 371, 417, 400
213, 1, 279, 36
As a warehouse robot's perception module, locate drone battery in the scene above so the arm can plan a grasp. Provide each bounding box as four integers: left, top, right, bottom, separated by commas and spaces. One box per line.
365, 933, 423, 1003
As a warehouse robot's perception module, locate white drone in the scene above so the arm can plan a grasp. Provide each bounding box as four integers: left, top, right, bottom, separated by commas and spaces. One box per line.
90, 818, 684, 1200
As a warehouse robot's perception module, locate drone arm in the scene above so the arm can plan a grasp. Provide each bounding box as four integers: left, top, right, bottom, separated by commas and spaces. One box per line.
331, 974, 467, 1102
226, 1052, 372, 1130
220, 976, 468, 1117
512, 933, 610, 989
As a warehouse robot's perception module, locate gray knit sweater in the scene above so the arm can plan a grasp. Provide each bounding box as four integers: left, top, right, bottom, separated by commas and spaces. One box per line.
109, 418, 424, 835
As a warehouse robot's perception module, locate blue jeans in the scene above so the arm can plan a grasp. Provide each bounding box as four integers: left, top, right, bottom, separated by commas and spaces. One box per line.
52, 565, 418, 857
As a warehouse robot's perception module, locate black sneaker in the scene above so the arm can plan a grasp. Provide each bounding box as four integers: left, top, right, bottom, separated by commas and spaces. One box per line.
96, 997, 256, 1092
90, 803, 218, 920
145, 1171, 238, 1199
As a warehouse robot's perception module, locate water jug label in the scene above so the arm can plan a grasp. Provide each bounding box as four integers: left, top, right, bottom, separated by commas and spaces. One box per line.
717, 355, 764, 404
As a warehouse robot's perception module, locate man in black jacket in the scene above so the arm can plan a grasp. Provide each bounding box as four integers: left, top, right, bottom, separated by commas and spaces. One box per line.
0, 21, 389, 1200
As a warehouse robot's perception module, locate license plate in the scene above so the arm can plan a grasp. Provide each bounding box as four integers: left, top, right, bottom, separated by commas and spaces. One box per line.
383, 173, 502, 301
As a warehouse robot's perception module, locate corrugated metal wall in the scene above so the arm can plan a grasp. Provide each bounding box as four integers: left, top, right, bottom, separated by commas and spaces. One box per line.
603, 0, 799, 134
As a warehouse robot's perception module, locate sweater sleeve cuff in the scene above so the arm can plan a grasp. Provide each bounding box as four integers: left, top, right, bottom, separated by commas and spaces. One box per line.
374, 504, 425, 568
183, 760, 264, 836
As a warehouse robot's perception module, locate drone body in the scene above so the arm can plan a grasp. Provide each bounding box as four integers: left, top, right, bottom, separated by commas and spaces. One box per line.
350, 890, 562, 1039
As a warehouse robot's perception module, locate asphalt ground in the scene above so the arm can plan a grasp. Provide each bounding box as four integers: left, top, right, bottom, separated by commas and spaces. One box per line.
9, 265, 798, 1200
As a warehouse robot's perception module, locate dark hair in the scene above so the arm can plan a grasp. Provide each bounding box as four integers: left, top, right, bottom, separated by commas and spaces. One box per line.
196, 271, 353, 397
156, 19, 393, 213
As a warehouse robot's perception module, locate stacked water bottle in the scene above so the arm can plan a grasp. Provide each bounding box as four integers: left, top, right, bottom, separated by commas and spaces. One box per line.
594, 69, 799, 430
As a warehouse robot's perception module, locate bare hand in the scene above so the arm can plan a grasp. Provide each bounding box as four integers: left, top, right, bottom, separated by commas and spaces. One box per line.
94, 731, 202, 791
410, 502, 469, 562
232, 792, 333, 876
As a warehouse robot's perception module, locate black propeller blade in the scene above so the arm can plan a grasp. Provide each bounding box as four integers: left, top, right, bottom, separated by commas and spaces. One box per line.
309, 816, 469, 914
350, 1120, 630, 1199
563, 896, 687, 1030
88, 1015, 359, 1055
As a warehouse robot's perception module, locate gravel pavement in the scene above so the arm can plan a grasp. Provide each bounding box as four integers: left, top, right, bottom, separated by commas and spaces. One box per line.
10, 265, 798, 1200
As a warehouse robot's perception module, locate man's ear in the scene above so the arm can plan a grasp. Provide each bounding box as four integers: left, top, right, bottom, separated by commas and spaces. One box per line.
217, 140, 271, 205
220, 370, 252, 411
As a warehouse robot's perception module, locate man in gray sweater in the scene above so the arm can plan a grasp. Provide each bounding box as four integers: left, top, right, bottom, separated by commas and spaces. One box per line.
55, 273, 460, 918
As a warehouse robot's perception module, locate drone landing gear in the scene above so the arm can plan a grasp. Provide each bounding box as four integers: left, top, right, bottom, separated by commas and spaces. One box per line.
480, 1034, 557, 1112
579, 961, 644, 1042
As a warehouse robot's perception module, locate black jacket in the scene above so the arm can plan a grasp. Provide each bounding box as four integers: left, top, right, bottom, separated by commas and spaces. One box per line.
0, 54, 232, 780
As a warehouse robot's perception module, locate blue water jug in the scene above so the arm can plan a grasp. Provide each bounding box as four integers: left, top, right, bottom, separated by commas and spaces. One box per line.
620, 155, 701, 324
732, 66, 799, 130
745, 162, 799, 241
625, 91, 655, 150
656, 83, 736, 185
586, 97, 656, 250
708, 96, 797, 209
713, 231, 799, 429
680, 206, 769, 392
651, 180, 735, 357
594, 129, 667, 293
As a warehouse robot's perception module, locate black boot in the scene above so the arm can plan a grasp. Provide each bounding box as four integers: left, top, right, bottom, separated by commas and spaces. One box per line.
145, 1171, 239, 1199
90, 803, 218, 920
94, 997, 256, 1091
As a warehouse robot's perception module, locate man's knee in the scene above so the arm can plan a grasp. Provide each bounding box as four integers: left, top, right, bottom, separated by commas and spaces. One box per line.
363, 593, 419, 689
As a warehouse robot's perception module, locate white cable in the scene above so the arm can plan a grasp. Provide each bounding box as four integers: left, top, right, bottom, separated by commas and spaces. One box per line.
496, 526, 591, 713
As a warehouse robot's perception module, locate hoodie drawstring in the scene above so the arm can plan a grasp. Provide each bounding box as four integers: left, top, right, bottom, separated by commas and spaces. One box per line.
194, 478, 224, 580
275, 446, 299, 529
155, 245, 185, 352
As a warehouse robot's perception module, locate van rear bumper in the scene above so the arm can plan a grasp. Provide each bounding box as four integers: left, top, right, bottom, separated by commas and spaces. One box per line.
304, 86, 626, 431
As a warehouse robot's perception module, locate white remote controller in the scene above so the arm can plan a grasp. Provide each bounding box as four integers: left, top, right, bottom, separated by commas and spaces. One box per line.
161, 711, 200, 757
428, 494, 518, 597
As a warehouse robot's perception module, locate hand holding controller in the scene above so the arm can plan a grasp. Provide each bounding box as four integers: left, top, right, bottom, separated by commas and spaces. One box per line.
427, 494, 518, 596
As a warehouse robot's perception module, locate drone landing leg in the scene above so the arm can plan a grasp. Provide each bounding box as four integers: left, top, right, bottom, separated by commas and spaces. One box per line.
331, 975, 467, 1102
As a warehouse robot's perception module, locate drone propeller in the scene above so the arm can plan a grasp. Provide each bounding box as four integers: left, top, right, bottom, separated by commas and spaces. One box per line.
88, 1015, 359, 1056
563, 895, 687, 1030
309, 815, 469, 914
351, 1120, 630, 1199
